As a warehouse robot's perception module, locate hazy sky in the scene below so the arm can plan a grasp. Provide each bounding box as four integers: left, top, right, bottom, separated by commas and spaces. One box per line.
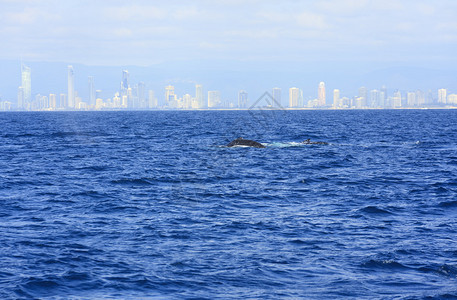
1, 0, 457, 102
1, 0, 456, 67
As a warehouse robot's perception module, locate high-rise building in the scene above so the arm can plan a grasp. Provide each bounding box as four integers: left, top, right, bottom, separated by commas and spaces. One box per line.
416, 90, 425, 107
407, 92, 416, 107
438, 88, 447, 104
88, 76, 95, 106
272, 87, 281, 108
380, 85, 387, 107
289, 87, 299, 108
121, 70, 129, 92
318, 82, 326, 106
49, 94, 57, 109
379, 91, 386, 107
68, 65, 75, 108
333, 89, 340, 108
195, 84, 204, 108
21, 64, 31, 108
238, 90, 248, 108
208, 91, 221, 108
138, 81, 146, 108
370, 89, 379, 107
60, 94, 67, 108
148, 90, 157, 108
17, 87, 24, 110
182, 94, 192, 109
358, 87, 368, 107
426, 90, 434, 104
393, 90, 402, 107
447, 94, 457, 105
165, 85, 176, 108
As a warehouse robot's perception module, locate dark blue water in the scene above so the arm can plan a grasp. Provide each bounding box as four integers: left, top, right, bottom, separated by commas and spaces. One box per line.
1, 110, 457, 299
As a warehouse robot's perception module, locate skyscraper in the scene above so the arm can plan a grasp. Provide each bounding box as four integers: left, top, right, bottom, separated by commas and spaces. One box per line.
195, 84, 204, 108
393, 90, 402, 107
438, 88, 447, 104
407, 92, 416, 107
370, 89, 379, 107
416, 90, 425, 107
447, 94, 457, 105
358, 87, 368, 107
208, 91, 221, 108
318, 82, 326, 106
49, 94, 57, 109
165, 85, 176, 108
138, 81, 146, 108
289, 87, 299, 108
272, 87, 281, 108
333, 89, 340, 108
148, 90, 157, 108
88, 76, 95, 106
60, 94, 67, 108
380, 85, 387, 107
17, 87, 24, 109
21, 64, 31, 108
121, 70, 129, 92
68, 65, 75, 108
238, 90, 248, 108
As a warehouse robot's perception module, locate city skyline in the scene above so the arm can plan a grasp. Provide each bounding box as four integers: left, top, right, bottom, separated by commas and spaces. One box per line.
1, 62, 456, 111
1, 1, 457, 107
1, 1, 457, 110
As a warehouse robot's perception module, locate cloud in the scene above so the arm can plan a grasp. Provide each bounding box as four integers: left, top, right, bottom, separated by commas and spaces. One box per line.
315, 0, 369, 15
103, 5, 166, 21
3, 6, 61, 25
295, 11, 328, 29
0, 0, 456, 67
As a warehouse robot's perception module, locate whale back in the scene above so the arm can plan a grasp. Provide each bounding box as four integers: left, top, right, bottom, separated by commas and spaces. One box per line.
227, 137, 265, 148
302, 139, 328, 145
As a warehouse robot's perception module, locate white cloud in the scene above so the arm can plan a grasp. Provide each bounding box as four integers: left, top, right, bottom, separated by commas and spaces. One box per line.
224, 29, 279, 39
173, 7, 200, 20
0, 0, 456, 66
296, 11, 328, 29
315, 0, 369, 15
3, 6, 61, 25
103, 5, 166, 21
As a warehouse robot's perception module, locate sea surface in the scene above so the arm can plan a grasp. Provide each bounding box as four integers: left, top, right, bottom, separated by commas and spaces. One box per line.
1, 110, 457, 299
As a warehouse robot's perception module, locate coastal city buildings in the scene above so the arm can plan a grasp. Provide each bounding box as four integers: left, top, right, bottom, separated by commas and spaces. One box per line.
67, 66, 75, 108
238, 90, 248, 108
289, 87, 300, 108
1, 64, 456, 111
318, 82, 326, 107
272, 87, 281, 108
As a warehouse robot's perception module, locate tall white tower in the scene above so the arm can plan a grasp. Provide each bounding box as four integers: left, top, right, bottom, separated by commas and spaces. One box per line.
195, 84, 204, 108
318, 82, 326, 106
208, 91, 221, 108
438, 88, 447, 104
68, 65, 75, 108
21, 64, 31, 107
333, 89, 340, 108
289, 87, 299, 108
88, 76, 95, 106
238, 90, 248, 108
272, 87, 281, 108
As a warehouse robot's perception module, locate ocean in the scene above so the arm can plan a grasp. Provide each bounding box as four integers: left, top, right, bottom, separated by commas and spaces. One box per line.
1, 110, 457, 299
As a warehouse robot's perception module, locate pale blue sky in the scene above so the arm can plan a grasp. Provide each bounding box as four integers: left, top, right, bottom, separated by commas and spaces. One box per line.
1, 0, 456, 66
1, 0, 456, 101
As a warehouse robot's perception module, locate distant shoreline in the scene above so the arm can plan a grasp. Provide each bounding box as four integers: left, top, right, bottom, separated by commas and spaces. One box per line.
2, 107, 457, 112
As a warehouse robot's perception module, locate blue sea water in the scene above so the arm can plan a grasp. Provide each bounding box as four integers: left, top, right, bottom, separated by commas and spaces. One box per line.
1, 110, 457, 299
